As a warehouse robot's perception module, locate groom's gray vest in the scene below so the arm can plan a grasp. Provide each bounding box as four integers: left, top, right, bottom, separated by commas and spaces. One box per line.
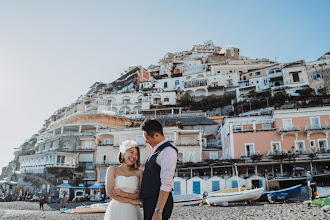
140, 141, 178, 199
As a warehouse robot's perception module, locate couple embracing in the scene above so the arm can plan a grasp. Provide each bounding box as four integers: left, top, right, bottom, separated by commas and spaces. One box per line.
104, 119, 178, 220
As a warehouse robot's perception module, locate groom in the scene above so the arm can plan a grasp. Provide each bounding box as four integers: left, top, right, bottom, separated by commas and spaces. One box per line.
140, 119, 178, 220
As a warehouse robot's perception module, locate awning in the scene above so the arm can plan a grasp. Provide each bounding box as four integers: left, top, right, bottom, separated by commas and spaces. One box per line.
57, 183, 72, 188
88, 184, 104, 189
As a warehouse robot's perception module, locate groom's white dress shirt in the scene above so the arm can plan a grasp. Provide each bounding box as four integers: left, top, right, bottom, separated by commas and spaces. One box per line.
147, 139, 177, 192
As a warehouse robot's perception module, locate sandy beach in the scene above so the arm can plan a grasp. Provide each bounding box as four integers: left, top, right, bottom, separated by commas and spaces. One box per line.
0, 201, 329, 220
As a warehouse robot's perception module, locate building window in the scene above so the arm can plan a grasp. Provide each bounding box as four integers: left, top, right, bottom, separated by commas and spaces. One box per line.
271, 142, 281, 154
200, 80, 207, 86
175, 80, 180, 86
310, 117, 321, 129
101, 154, 107, 163
311, 72, 323, 80
295, 141, 305, 153
245, 143, 255, 156
164, 82, 168, 88
310, 140, 315, 148
164, 97, 169, 102
262, 124, 271, 130
255, 72, 261, 76
249, 73, 252, 76
318, 139, 328, 153
187, 151, 195, 162
282, 119, 293, 131
153, 97, 161, 104
209, 152, 218, 160
234, 126, 243, 132
291, 72, 300, 82
136, 135, 143, 145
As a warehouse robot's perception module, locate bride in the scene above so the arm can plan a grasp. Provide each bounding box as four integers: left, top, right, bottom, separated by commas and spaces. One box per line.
104, 140, 143, 220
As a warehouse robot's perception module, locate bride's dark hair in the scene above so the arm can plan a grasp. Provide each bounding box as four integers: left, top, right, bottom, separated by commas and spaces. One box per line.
118, 146, 141, 169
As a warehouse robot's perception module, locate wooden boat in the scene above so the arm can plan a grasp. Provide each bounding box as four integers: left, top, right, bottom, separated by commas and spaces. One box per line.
173, 194, 203, 206
209, 187, 251, 195
205, 187, 264, 205
257, 184, 302, 202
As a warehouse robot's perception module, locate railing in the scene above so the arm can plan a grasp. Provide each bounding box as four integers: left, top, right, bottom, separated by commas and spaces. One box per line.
45, 162, 77, 168
175, 142, 200, 146
76, 145, 96, 151
279, 126, 301, 133
206, 143, 221, 148
256, 127, 277, 132
304, 122, 330, 132
94, 161, 111, 166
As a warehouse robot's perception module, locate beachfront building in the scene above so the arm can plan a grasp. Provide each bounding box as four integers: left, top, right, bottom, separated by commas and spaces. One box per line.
94, 116, 219, 184
18, 111, 129, 187
219, 106, 330, 178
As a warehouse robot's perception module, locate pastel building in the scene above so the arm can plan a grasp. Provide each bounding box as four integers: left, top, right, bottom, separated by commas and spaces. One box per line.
219, 106, 330, 177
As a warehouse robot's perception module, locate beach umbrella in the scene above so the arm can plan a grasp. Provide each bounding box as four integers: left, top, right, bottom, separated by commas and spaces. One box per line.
0, 180, 7, 184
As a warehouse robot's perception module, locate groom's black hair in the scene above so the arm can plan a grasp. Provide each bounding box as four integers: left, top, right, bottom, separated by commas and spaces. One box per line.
141, 118, 164, 137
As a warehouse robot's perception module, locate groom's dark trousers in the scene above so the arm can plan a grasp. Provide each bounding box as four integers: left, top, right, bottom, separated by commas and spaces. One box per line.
140, 141, 177, 220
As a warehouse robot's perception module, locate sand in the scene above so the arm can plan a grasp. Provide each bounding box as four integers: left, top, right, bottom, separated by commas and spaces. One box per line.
0, 201, 329, 220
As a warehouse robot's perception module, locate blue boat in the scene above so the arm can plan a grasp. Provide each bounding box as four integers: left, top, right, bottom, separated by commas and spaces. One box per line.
257, 184, 302, 202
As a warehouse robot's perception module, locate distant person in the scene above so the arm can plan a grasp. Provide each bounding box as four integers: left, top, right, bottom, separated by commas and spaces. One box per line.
39, 196, 46, 211
60, 195, 68, 209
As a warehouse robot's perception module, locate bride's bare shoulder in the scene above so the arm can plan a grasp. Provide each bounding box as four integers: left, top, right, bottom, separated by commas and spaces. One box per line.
134, 168, 143, 176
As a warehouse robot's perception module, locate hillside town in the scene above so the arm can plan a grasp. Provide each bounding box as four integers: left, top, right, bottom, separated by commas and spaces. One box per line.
1, 40, 330, 202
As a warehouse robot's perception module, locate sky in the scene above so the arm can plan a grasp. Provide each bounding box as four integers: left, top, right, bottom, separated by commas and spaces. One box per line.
0, 0, 329, 174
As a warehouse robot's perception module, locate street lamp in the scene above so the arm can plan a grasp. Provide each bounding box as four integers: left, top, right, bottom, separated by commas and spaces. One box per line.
291, 146, 296, 177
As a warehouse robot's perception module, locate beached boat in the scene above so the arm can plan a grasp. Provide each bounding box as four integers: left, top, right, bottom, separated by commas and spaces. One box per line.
257, 184, 302, 202
205, 187, 264, 205
173, 194, 203, 206
62, 202, 109, 214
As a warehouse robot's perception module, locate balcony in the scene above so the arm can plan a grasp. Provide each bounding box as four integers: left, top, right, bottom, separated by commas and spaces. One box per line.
76, 145, 96, 151
45, 162, 77, 168
175, 142, 200, 146
278, 126, 301, 140
304, 123, 330, 139
94, 161, 112, 167
208, 85, 224, 91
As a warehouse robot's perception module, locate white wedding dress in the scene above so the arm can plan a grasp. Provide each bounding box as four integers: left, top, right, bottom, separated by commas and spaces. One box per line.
104, 176, 142, 220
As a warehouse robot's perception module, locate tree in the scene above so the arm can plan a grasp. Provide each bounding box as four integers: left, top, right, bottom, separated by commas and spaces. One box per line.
308, 153, 317, 174
270, 152, 289, 176
178, 92, 195, 107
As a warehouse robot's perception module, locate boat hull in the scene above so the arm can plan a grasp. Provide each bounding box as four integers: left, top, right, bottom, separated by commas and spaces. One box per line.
174, 194, 203, 206
258, 184, 302, 202
206, 188, 264, 205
